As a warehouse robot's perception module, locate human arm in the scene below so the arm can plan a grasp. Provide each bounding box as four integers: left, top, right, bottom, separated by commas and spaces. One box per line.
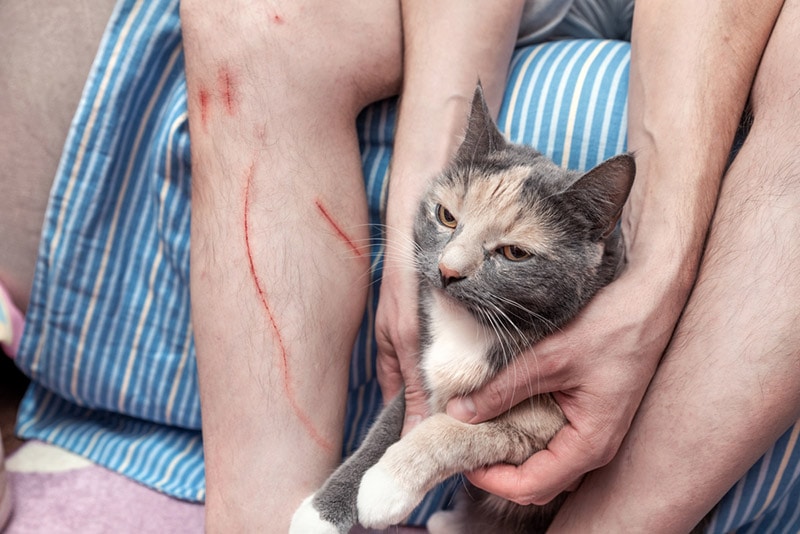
375, 0, 525, 433
446, 0, 783, 507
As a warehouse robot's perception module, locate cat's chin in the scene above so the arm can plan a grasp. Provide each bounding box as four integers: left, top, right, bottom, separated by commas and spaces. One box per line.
430, 287, 469, 311
431, 289, 490, 326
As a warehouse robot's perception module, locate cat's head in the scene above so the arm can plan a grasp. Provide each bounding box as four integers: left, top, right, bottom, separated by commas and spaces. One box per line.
414, 84, 635, 342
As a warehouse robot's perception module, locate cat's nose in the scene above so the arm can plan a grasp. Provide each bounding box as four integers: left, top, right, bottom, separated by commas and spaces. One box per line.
439, 263, 465, 288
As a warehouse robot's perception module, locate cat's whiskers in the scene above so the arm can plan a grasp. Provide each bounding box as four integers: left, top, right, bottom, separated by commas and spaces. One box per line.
486, 308, 541, 414
489, 295, 553, 399
474, 307, 521, 404
477, 302, 522, 372
493, 294, 563, 336
368, 236, 423, 264
483, 296, 542, 402
352, 231, 423, 279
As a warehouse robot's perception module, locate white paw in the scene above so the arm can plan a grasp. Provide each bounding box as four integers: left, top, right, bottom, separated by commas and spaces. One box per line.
356, 463, 421, 529
290, 495, 339, 534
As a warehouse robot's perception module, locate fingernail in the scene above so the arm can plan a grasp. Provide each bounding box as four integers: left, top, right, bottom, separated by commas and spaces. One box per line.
447, 396, 477, 422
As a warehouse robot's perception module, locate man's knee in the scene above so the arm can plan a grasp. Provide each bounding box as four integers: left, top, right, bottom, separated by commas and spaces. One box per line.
182, 1, 402, 113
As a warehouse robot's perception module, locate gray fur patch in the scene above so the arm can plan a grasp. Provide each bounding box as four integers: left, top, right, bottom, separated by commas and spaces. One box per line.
311, 394, 405, 532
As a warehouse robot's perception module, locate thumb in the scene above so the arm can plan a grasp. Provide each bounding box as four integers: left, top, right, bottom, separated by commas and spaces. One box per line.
401, 378, 429, 435
445, 371, 533, 424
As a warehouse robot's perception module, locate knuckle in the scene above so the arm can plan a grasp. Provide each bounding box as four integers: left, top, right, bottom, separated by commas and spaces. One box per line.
485, 383, 511, 415
582, 429, 622, 469
594, 441, 618, 467
508, 485, 558, 507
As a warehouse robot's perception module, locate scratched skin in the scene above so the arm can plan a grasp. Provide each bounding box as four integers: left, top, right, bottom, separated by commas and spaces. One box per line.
218, 67, 236, 115
314, 199, 368, 261
243, 158, 336, 452
196, 67, 236, 131
199, 63, 371, 455
198, 88, 211, 130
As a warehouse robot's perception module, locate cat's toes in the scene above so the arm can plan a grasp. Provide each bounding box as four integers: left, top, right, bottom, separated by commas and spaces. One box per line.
290, 495, 340, 534
357, 463, 421, 529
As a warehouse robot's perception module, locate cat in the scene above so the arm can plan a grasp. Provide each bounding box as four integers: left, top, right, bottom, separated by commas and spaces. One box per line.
290, 84, 635, 534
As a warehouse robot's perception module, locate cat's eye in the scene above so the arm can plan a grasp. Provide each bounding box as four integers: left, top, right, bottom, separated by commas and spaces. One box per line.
499, 245, 533, 261
436, 204, 457, 229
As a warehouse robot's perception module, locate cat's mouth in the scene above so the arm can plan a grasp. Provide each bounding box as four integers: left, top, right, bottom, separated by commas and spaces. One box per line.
423, 270, 488, 316
432, 283, 489, 318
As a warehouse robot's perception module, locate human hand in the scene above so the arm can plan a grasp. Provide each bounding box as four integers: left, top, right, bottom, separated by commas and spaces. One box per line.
445, 265, 683, 505
375, 229, 430, 435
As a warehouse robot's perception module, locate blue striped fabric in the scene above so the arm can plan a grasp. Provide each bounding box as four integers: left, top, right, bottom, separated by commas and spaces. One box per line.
13, 0, 800, 530
708, 422, 800, 534
22, 0, 197, 429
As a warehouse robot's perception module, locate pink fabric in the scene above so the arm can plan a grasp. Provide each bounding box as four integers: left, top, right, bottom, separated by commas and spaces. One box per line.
0, 282, 23, 357
5, 464, 204, 533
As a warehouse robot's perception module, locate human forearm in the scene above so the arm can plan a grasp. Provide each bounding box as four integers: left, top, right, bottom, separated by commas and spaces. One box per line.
378, 0, 525, 329
387, 0, 525, 233
549, 2, 796, 531
624, 0, 783, 297
375, 1, 524, 423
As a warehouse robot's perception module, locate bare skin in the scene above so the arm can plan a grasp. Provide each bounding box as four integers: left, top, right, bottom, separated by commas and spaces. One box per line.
9, 1, 798, 532
181, 2, 402, 531
2, 0, 525, 530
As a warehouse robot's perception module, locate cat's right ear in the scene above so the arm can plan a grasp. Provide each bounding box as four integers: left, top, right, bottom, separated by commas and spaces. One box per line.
567, 154, 636, 240
454, 82, 506, 163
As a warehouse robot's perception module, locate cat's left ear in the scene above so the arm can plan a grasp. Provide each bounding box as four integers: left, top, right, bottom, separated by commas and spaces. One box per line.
566, 154, 636, 240
454, 82, 506, 163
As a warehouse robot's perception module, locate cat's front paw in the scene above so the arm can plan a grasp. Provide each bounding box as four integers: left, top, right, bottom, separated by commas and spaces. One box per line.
290, 495, 339, 534
357, 462, 423, 529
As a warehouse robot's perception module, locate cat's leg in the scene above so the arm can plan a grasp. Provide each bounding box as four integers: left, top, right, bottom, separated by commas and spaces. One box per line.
290, 394, 406, 534
356, 411, 547, 529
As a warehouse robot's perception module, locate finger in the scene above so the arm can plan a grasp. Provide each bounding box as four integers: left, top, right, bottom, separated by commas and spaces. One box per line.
445, 348, 568, 424
466, 425, 604, 505
401, 384, 429, 435
376, 347, 429, 435
375, 347, 403, 403
399, 359, 429, 435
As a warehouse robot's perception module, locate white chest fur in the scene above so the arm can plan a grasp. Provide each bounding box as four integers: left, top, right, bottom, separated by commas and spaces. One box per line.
422, 291, 495, 412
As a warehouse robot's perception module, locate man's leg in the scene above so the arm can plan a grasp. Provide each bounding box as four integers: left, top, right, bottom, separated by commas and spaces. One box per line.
180, 2, 402, 531
550, 1, 800, 531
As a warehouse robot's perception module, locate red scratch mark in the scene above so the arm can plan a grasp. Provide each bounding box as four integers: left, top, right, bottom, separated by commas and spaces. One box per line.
315, 199, 366, 260
244, 163, 334, 452
218, 67, 236, 115
198, 88, 210, 129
